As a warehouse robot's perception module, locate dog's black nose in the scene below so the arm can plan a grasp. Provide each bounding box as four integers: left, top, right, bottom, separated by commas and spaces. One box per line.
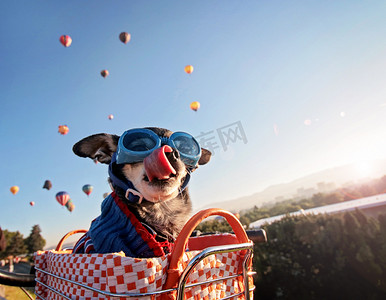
166, 148, 180, 163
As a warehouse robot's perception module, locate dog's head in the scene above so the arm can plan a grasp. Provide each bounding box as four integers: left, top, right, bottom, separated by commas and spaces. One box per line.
73, 127, 211, 203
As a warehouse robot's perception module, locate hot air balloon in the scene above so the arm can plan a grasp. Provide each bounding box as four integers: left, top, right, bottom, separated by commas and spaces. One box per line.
65, 199, 72, 208
103, 192, 109, 198
108, 114, 114, 120
10, 186, 19, 195
59, 35, 72, 47
56, 191, 70, 206
101, 70, 109, 78
67, 203, 75, 212
82, 184, 93, 196
119, 32, 131, 44
184, 65, 194, 74
190, 101, 200, 112
30, 201, 35, 206
58, 125, 69, 135
65, 199, 75, 212
43, 180, 52, 190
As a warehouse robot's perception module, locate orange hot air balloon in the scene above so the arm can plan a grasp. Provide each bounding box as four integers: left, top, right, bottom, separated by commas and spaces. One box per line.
10, 186, 19, 195
119, 32, 131, 44
101, 70, 109, 78
184, 65, 194, 74
58, 125, 69, 135
30, 201, 35, 206
59, 35, 72, 47
190, 101, 200, 112
108, 114, 114, 120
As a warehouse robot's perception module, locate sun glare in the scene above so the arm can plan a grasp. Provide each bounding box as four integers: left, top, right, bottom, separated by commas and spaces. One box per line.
354, 161, 374, 178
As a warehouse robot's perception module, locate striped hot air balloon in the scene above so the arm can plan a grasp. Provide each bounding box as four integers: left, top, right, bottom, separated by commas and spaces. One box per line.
59, 35, 72, 47
56, 191, 70, 206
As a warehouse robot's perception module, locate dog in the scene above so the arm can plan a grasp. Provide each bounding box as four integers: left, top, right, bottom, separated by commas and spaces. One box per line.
72, 127, 211, 258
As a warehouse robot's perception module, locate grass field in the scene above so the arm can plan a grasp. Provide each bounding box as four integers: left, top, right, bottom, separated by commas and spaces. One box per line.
2, 286, 35, 300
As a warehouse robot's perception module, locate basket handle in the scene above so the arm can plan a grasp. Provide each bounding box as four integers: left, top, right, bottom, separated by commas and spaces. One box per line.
162, 208, 249, 297
55, 229, 88, 251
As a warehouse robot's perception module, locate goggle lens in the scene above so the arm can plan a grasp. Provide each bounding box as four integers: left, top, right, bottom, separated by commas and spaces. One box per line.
172, 135, 200, 156
122, 132, 157, 152
117, 129, 201, 166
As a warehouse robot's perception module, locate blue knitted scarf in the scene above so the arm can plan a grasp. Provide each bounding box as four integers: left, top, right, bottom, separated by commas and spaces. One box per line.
73, 192, 173, 257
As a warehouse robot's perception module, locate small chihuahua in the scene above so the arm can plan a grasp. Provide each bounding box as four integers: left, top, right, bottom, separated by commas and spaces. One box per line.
72, 127, 211, 258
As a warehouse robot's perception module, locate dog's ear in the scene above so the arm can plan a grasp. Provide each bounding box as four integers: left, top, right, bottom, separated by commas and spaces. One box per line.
198, 148, 211, 165
73, 133, 120, 164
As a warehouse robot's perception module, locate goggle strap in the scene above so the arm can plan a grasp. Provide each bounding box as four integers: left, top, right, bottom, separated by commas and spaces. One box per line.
180, 170, 191, 192
108, 154, 143, 204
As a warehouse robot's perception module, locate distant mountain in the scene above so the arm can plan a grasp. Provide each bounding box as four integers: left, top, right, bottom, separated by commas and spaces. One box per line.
197, 159, 386, 213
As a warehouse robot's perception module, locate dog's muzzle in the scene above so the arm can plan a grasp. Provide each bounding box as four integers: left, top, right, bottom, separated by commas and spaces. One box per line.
108, 152, 191, 204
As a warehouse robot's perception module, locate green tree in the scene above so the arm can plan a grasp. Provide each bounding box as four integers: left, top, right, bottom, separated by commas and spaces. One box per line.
25, 225, 46, 253
196, 218, 232, 233
0, 227, 6, 252
2, 230, 27, 258
253, 211, 386, 299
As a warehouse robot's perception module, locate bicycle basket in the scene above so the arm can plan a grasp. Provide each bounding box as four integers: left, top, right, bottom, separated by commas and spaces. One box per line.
34, 209, 255, 300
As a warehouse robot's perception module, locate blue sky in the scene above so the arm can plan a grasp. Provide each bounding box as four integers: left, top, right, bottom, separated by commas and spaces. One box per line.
1, 1, 386, 247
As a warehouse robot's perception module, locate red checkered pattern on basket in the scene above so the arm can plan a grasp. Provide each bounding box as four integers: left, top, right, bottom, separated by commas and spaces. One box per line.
34, 247, 252, 300
104, 254, 170, 295
45, 251, 110, 300
34, 251, 48, 299
34, 250, 171, 300
177, 251, 250, 300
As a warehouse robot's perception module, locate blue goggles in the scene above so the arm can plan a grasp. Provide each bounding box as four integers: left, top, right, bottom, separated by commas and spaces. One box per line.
116, 128, 201, 167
